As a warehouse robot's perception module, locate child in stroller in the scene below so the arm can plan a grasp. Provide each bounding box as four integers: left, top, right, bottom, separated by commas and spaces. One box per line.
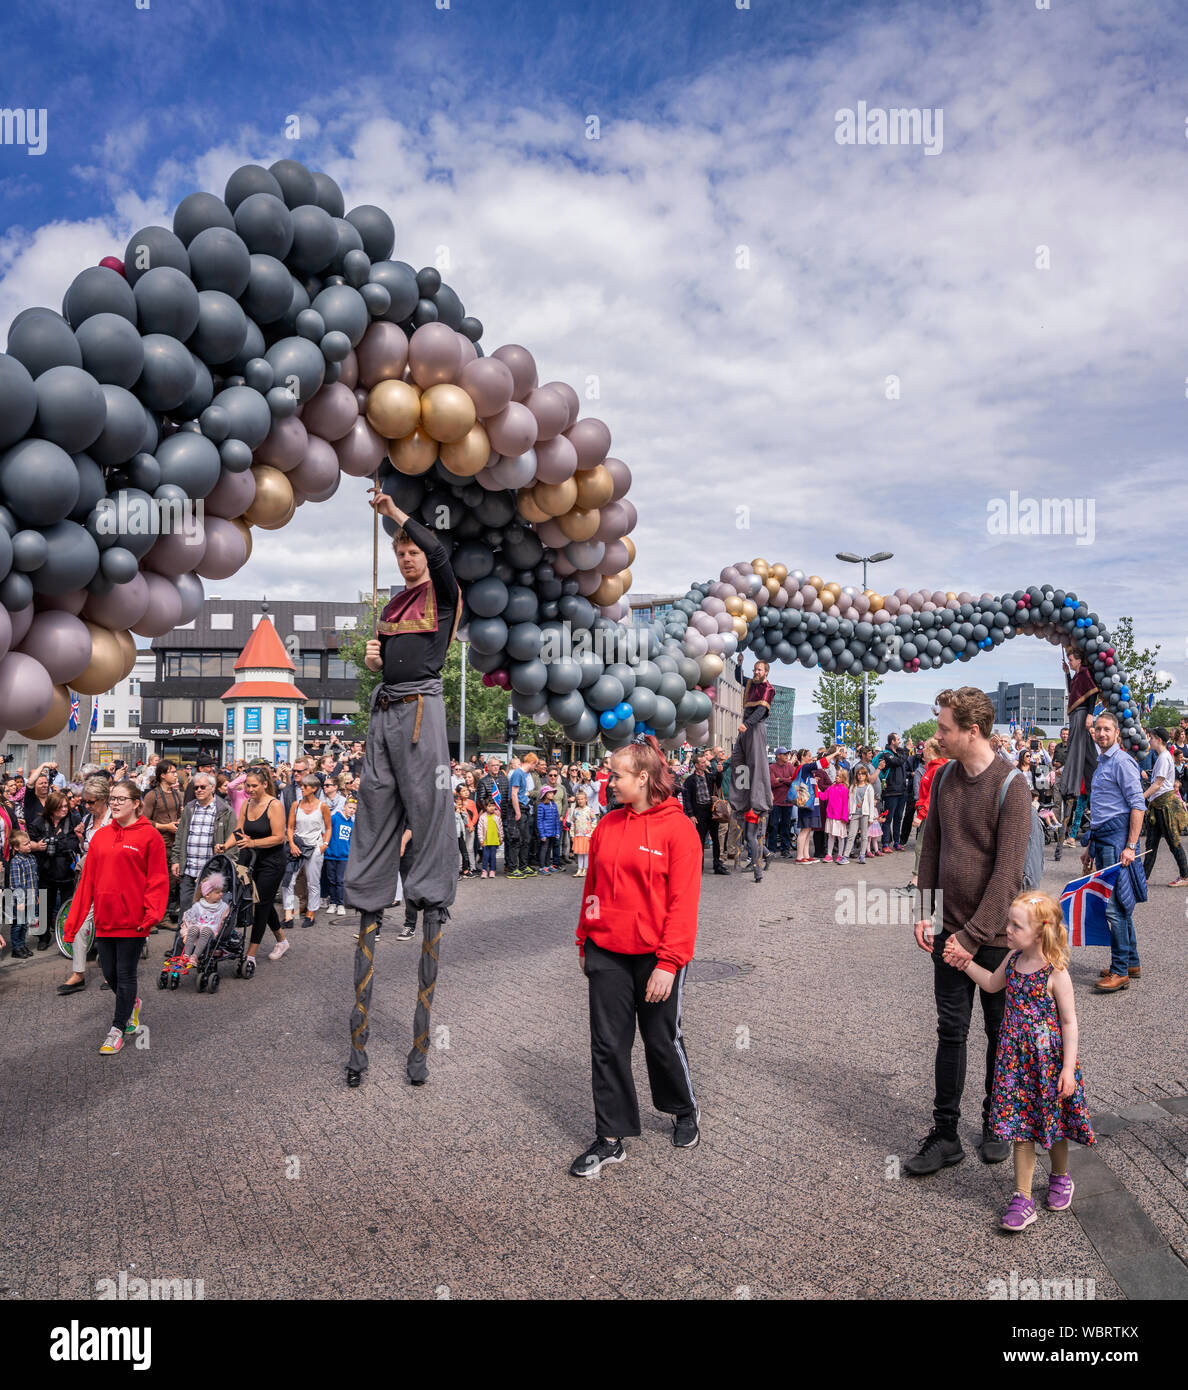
1037, 795, 1061, 845
158, 853, 250, 992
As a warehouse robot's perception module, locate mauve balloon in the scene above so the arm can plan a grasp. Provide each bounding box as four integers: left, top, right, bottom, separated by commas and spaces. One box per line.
541, 381, 579, 429
408, 322, 462, 389
552, 552, 576, 576
131, 571, 184, 637
333, 417, 385, 478
575, 569, 603, 597
82, 572, 150, 630
474, 464, 505, 492
8, 603, 34, 646
459, 357, 515, 417
303, 469, 341, 505
338, 349, 359, 391
535, 518, 569, 550
301, 381, 357, 441
16, 610, 92, 684
486, 402, 537, 457
594, 500, 629, 541
524, 387, 568, 442
174, 571, 205, 625
33, 589, 88, 615
143, 520, 207, 576
618, 499, 638, 534
291, 434, 341, 496
356, 321, 409, 388
204, 466, 257, 518
255, 415, 308, 472
0, 605, 10, 659
533, 434, 577, 485
491, 344, 537, 400
195, 516, 247, 580
0, 651, 54, 728
603, 457, 631, 501
565, 418, 611, 470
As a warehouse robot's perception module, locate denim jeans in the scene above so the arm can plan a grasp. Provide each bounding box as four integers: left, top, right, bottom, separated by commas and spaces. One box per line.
1089, 821, 1140, 976
766, 805, 795, 854
931, 930, 1009, 1138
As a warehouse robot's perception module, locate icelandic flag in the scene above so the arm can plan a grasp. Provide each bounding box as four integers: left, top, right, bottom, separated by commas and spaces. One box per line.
1060, 865, 1117, 947
90, 702, 98, 732
1092, 701, 1103, 716
1146, 692, 1155, 712
68, 691, 79, 732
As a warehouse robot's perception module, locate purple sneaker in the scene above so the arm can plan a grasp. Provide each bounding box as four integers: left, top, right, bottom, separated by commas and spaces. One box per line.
1046, 1174, 1074, 1210
1000, 1193, 1038, 1231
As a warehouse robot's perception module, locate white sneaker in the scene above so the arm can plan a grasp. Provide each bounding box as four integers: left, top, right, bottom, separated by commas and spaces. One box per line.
268, 939, 290, 961
337, 904, 346, 915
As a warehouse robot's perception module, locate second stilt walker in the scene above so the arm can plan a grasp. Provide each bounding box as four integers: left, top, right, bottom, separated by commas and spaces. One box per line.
346, 488, 461, 1088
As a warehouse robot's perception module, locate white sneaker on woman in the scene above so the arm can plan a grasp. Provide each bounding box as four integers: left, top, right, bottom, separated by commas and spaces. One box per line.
268, 939, 290, 961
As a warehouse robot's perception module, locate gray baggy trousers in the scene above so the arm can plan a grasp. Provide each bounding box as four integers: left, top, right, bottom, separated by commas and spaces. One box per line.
345, 680, 458, 913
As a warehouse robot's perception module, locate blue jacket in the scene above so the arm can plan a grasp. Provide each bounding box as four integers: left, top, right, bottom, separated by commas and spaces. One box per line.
325, 811, 353, 861
536, 799, 561, 838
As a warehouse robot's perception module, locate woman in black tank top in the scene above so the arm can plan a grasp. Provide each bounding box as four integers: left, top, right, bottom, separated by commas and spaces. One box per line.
218, 767, 289, 977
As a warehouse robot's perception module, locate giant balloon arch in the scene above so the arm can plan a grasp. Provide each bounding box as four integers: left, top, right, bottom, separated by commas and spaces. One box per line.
0, 158, 1147, 756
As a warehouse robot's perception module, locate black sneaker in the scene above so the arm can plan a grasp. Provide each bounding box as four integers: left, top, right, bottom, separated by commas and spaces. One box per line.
569, 1137, 626, 1178
903, 1129, 965, 1176
673, 1109, 700, 1148
979, 1124, 1011, 1164
713, 865, 730, 875
395, 924, 416, 942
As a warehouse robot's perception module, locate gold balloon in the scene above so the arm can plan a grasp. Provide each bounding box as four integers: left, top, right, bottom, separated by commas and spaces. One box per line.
420, 383, 476, 444
230, 516, 253, 562
517, 488, 552, 524
256, 495, 296, 531
574, 465, 614, 510
439, 422, 491, 477
731, 616, 749, 639
945, 591, 957, 602
771, 563, 787, 583
808, 575, 823, 591
533, 478, 578, 517
866, 592, 883, 611
623, 536, 636, 565
699, 653, 724, 682
741, 598, 758, 621
246, 465, 295, 528
558, 506, 601, 542
764, 576, 780, 595
724, 595, 744, 616
616, 567, 632, 595
591, 574, 623, 607
113, 629, 137, 680
18, 683, 71, 741
751, 558, 769, 578
388, 427, 438, 476
366, 379, 422, 440
73, 623, 126, 695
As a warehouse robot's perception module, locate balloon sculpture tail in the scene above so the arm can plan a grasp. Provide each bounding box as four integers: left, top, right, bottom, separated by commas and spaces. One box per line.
347, 912, 381, 1080
406, 906, 447, 1086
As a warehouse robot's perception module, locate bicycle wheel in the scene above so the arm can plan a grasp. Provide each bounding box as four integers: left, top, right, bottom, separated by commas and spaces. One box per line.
54, 900, 91, 958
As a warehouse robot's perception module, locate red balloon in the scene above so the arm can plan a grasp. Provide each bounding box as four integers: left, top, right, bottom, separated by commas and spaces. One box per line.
99, 256, 126, 276
481, 672, 494, 687
493, 669, 510, 688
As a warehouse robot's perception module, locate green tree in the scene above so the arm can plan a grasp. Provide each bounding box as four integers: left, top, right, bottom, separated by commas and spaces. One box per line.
904, 717, 938, 743
335, 600, 383, 738
443, 642, 510, 747
1108, 616, 1172, 714
813, 671, 882, 745
1147, 702, 1182, 731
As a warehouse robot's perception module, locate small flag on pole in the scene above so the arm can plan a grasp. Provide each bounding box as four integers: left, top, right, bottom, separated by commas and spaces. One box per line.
1059, 865, 1116, 947
1092, 701, 1103, 716
1146, 692, 1155, 712
90, 702, 98, 732
68, 691, 79, 732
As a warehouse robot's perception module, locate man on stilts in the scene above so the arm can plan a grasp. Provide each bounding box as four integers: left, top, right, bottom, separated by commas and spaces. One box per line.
345, 487, 461, 1088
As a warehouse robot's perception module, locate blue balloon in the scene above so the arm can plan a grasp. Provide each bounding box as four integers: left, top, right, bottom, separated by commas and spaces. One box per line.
599, 709, 618, 730
614, 701, 632, 721
1120, 685, 1130, 699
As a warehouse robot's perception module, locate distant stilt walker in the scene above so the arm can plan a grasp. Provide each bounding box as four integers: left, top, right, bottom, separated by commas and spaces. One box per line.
345, 487, 461, 1088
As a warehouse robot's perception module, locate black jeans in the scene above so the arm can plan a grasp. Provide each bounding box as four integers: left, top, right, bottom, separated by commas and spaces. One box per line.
96, 937, 142, 1033
503, 817, 523, 872
692, 806, 722, 867
248, 851, 285, 945
931, 930, 1009, 1138
882, 793, 907, 848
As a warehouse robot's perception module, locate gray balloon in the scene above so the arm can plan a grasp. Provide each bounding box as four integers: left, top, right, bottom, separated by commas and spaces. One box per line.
173, 191, 236, 247
548, 689, 586, 726
211, 384, 272, 449
135, 334, 197, 411
311, 171, 345, 219
312, 284, 369, 346
234, 192, 294, 259
586, 674, 625, 711
31, 520, 100, 595
506, 622, 543, 661
231, 320, 267, 375
627, 685, 657, 721
243, 357, 274, 392
0, 526, 11, 583
342, 248, 371, 289
220, 438, 253, 472
99, 545, 138, 584
187, 290, 248, 365
174, 352, 214, 420
268, 158, 318, 210
122, 226, 189, 288
264, 336, 324, 404
508, 658, 548, 694
187, 226, 252, 297
296, 308, 325, 341
0, 571, 33, 609
156, 431, 220, 498
133, 266, 201, 341
467, 645, 506, 674
368, 260, 419, 322
345, 206, 395, 262
546, 657, 583, 694
12, 528, 49, 571
0, 439, 80, 525
62, 266, 137, 328
361, 283, 391, 317
604, 662, 636, 697
7, 308, 83, 378
0, 353, 37, 448
288, 204, 339, 275
240, 254, 292, 323
90, 385, 147, 465
74, 312, 144, 388
510, 687, 549, 715
468, 616, 508, 655
174, 570, 205, 624
452, 542, 495, 582
633, 659, 663, 692
125, 451, 161, 492
224, 163, 284, 213
433, 283, 465, 330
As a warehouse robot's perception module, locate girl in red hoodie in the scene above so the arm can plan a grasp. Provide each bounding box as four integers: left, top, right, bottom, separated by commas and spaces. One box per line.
63, 780, 169, 1055
570, 733, 703, 1178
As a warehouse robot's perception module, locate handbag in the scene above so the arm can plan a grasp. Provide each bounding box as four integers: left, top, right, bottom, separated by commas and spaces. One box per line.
711, 796, 731, 822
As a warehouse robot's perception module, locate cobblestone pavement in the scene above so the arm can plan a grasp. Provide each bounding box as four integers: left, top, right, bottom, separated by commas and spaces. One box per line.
2, 847, 1185, 1300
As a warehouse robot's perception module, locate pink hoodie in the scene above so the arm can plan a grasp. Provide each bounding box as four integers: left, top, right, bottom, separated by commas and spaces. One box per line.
823, 781, 850, 822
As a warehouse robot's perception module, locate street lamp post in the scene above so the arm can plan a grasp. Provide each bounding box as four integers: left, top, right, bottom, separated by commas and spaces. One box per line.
836, 549, 894, 747
459, 639, 467, 763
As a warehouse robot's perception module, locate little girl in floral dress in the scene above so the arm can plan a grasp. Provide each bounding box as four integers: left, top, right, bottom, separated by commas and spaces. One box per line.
956, 891, 1094, 1231
570, 790, 596, 878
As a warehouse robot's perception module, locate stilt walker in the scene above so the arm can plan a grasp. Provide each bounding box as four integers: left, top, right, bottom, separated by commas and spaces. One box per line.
346, 486, 461, 1088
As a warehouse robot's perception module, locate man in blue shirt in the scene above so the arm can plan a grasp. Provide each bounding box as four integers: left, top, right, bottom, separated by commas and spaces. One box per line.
1081, 712, 1146, 993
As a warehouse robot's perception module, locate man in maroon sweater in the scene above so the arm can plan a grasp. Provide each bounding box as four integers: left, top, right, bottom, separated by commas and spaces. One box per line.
767, 748, 796, 858
906, 686, 1031, 1175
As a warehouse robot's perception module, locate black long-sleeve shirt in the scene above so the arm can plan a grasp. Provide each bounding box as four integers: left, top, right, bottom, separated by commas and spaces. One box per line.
380, 516, 460, 685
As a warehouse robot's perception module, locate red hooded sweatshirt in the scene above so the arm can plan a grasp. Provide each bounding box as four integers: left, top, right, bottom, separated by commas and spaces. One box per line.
575, 796, 702, 973
63, 815, 169, 942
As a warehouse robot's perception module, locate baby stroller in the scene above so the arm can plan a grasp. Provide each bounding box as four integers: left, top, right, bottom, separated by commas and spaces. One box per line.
157, 851, 253, 995
1038, 804, 1062, 846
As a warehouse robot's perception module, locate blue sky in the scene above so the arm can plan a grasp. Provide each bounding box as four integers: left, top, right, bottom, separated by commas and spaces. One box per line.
2, 0, 1186, 714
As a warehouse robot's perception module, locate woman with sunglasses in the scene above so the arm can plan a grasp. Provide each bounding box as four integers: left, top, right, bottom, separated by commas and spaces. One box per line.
62, 781, 168, 1055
